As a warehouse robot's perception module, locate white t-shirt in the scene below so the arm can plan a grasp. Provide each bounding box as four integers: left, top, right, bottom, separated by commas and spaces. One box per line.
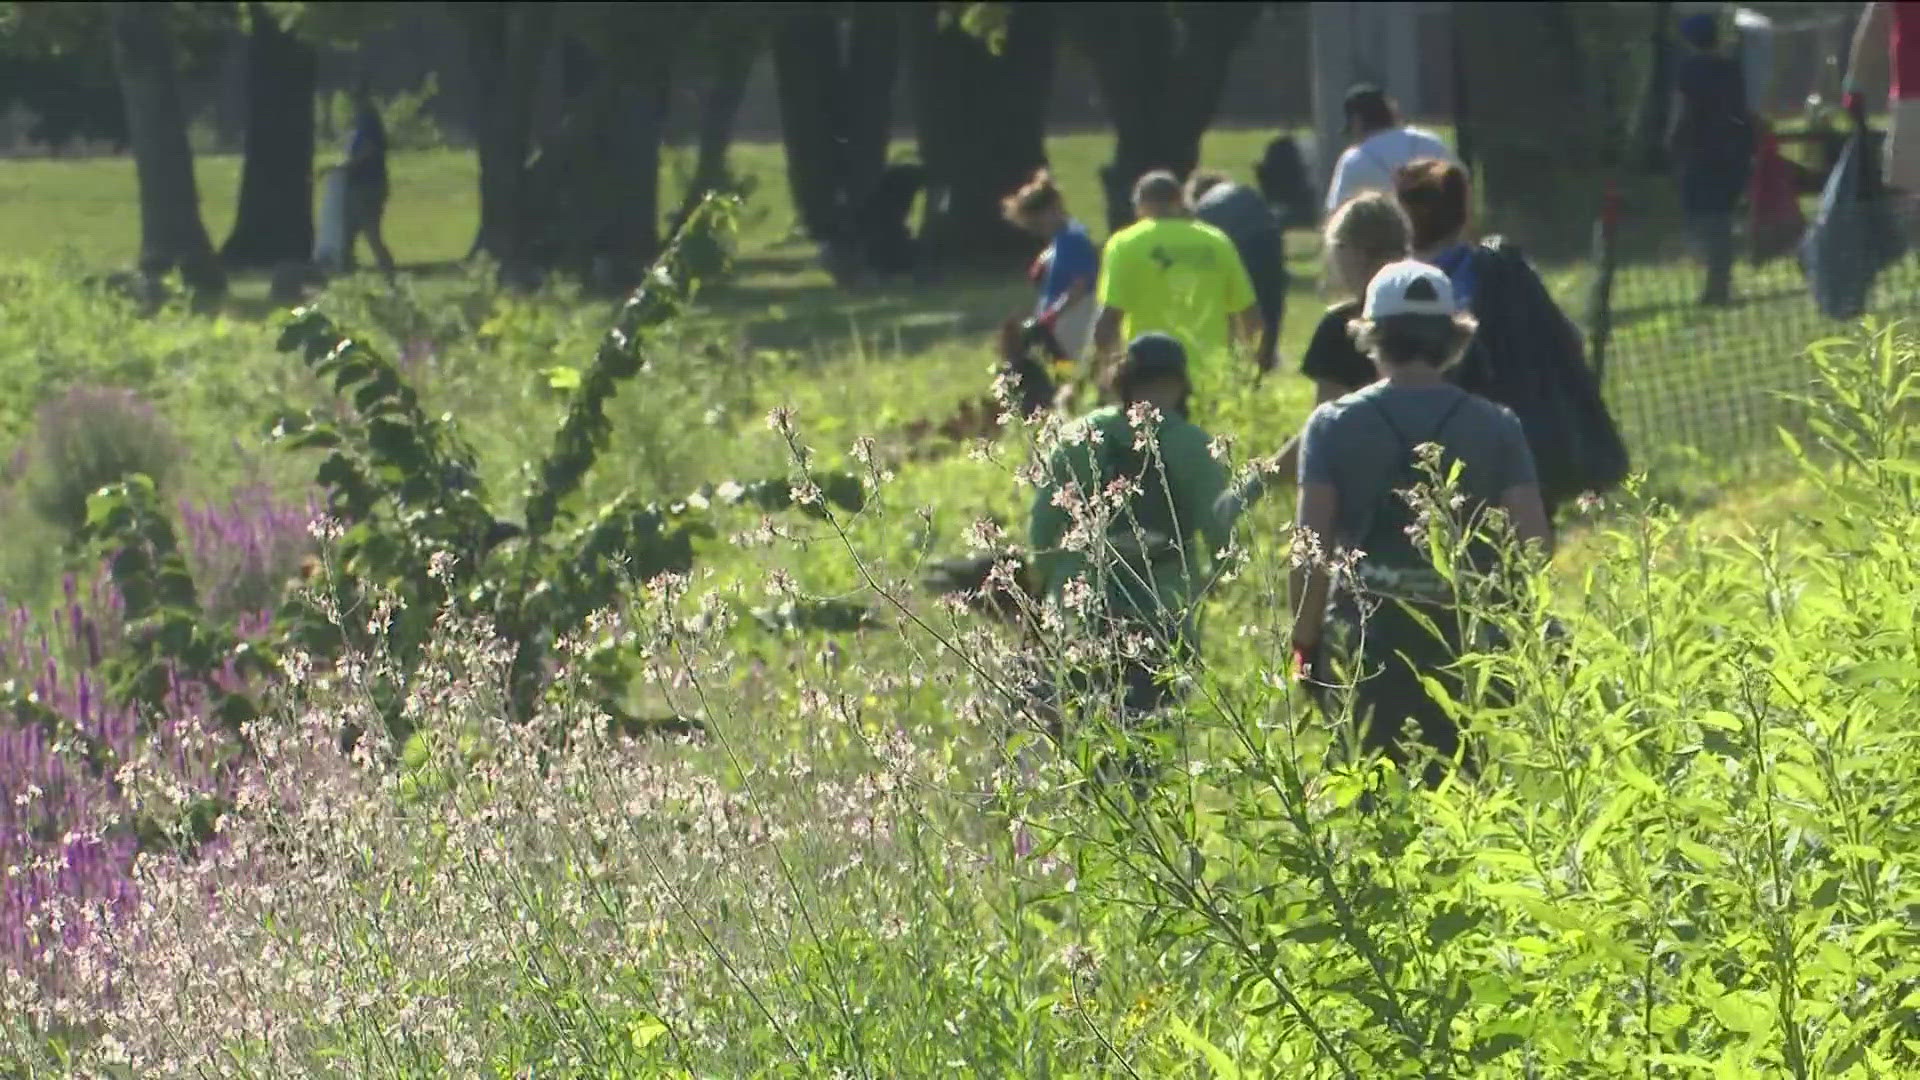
1324, 126, 1458, 214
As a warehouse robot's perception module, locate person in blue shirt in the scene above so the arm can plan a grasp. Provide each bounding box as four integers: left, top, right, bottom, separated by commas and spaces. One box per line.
1002, 169, 1100, 361
344, 78, 396, 277
1667, 13, 1755, 307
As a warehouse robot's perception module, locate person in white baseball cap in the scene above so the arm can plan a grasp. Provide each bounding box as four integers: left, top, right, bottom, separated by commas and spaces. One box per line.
1284, 258, 1552, 791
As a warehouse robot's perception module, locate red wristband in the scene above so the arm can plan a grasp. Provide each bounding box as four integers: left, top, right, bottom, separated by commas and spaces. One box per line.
1290, 643, 1314, 682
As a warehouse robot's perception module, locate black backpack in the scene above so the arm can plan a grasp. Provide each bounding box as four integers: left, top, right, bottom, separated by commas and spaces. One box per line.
1460, 240, 1629, 512
997, 316, 1062, 418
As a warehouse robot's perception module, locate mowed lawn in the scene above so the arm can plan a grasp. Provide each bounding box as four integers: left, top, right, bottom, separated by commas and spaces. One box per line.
0, 128, 1309, 286
0, 128, 1331, 403
1, 122, 1893, 502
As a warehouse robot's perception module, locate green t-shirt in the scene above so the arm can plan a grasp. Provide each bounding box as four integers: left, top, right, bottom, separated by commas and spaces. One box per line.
1096, 217, 1256, 370
1029, 405, 1231, 642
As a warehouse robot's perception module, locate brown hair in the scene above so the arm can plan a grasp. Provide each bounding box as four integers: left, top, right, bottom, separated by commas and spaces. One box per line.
1349, 311, 1479, 369
1394, 159, 1470, 252
1001, 168, 1063, 224
1324, 191, 1412, 268
1183, 170, 1231, 208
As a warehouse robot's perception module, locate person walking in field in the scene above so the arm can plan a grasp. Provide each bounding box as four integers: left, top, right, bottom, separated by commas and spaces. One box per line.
1289, 261, 1552, 788
1668, 13, 1757, 307
1093, 172, 1261, 388
1843, 1, 1920, 229
1323, 84, 1456, 216
343, 80, 397, 278
1393, 159, 1629, 527
1219, 193, 1418, 521
1028, 332, 1232, 728
1186, 170, 1288, 374
1003, 168, 1101, 363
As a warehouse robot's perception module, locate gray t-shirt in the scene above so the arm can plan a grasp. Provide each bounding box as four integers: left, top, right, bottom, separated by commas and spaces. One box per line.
1298, 382, 1536, 552
1195, 182, 1281, 245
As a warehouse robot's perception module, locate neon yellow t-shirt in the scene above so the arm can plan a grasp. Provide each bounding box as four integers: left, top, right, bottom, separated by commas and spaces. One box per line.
1096, 217, 1256, 370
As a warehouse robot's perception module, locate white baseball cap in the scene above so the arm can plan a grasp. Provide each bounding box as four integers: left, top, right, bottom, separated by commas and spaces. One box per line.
1362, 260, 1458, 319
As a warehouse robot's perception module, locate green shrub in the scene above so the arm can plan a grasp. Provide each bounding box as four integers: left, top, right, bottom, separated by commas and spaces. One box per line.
18, 384, 181, 537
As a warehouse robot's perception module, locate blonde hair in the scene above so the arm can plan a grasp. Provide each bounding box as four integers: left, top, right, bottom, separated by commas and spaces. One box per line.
1001, 168, 1063, 225
1324, 191, 1412, 268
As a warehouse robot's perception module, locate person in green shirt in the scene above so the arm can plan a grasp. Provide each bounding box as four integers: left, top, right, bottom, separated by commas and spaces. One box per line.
1029, 332, 1232, 722
1093, 171, 1263, 382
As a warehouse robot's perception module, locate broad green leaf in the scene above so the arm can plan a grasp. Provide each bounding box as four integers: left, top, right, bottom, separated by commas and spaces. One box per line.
1166, 1013, 1241, 1079
1710, 990, 1773, 1035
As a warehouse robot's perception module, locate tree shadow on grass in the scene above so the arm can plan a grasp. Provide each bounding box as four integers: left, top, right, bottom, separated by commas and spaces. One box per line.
700, 271, 1032, 355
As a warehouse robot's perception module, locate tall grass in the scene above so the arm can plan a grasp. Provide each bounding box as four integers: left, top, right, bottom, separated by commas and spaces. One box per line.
2, 324, 1916, 1077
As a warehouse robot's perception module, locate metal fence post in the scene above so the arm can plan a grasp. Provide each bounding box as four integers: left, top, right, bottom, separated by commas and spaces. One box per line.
1587, 180, 1621, 388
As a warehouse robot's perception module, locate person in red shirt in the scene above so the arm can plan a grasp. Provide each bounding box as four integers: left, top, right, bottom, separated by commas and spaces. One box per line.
1845, 1, 1920, 207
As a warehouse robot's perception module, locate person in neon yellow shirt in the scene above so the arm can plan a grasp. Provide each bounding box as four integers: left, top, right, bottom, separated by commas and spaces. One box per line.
1092, 171, 1262, 381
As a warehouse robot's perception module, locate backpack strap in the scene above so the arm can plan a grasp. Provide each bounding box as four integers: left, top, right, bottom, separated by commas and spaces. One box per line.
1366, 388, 1471, 460
1357, 389, 1475, 592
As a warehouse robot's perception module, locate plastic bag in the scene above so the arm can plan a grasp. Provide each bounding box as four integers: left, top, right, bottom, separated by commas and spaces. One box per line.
313, 168, 350, 271
1800, 122, 1907, 320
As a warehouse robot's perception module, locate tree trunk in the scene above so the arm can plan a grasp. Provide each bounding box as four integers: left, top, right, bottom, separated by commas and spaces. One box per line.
772, 5, 900, 249
674, 25, 763, 227
1632, 0, 1674, 174
107, 2, 225, 300
773, 11, 844, 243
841, 9, 899, 215
911, 3, 1054, 269
1068, 2, 1260, 233
586, 52, 669, 292
221, 3, 316, 269
508, 16, 674, 296
1455, 1, 1607, 254
456, 1, 554, 278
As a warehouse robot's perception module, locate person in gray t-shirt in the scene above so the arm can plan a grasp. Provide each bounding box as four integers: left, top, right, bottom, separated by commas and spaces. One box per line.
1290, 260, 1551, 789
1186, 171, 1288, 372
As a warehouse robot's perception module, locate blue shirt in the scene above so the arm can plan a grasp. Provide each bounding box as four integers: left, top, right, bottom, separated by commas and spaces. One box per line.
346, 106, 388, 189
1041, 220, 1098, 311
1431, 243, 1479, 310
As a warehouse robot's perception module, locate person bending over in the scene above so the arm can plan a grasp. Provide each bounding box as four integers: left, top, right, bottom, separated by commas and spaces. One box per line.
1290, 261, 1551, 788
1187, 169, 1289, 373
1003, 168, 1101, 363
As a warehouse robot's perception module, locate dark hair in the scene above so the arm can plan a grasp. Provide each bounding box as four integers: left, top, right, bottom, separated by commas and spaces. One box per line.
1001, 168, 1063, 223
1343, 85, 1396, 130
1184, 170, 1231, 207
1349, 312, 1478, 368
1106, 342, 1192, 406
1394, 159, 1470, 251
1678, 12, 1718, 50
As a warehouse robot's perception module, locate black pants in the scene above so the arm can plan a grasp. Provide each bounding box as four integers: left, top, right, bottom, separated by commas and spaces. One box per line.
1679, 163, 1746, 307
1308, 595, 1477, 789
1015, 628, 1186, 801
1236, 229, 1287, 353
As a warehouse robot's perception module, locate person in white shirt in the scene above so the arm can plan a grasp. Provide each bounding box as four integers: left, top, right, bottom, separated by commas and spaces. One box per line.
1324, 85, 1457, 215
